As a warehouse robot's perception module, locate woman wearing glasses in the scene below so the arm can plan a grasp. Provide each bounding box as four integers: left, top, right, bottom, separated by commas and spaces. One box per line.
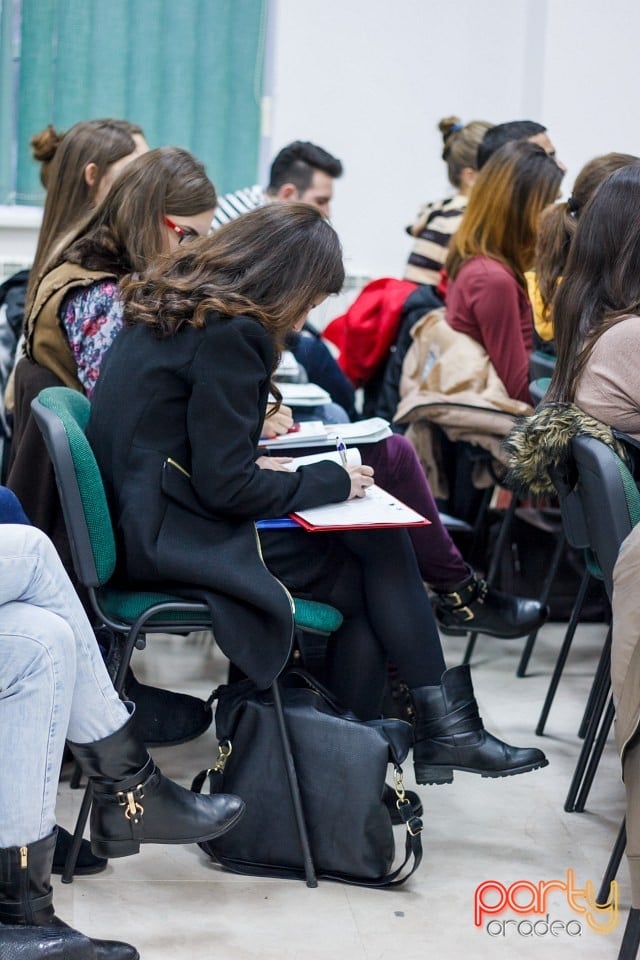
8, 147, 218, 772
23, 146, 215, 397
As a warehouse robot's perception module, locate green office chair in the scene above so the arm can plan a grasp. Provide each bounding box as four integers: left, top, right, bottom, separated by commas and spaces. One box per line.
560, 436, 640, 960
31, 386, 343, 888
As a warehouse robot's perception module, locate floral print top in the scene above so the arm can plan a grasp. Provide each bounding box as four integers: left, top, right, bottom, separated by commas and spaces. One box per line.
61, 279, 123, 397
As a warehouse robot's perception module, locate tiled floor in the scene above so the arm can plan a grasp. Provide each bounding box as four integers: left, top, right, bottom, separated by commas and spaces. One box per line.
55, 621, 629, 959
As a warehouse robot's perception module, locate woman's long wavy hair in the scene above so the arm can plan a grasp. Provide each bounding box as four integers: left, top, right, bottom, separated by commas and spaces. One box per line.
535, 153, 639, 318
120, 203, 345, 359
548, 164, 640, 402
446, 139, 563, 288
42, 147, 216, 281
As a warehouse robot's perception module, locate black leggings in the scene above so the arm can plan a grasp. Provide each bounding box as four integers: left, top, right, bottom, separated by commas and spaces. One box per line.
260, 526, 445, 719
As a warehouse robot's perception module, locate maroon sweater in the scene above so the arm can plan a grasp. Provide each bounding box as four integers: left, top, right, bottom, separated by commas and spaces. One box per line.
445, 256, 533, 403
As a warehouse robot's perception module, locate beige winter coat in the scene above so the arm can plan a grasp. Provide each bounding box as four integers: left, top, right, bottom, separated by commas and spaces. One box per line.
393, 308, 532, 498
612, 522, 640, 907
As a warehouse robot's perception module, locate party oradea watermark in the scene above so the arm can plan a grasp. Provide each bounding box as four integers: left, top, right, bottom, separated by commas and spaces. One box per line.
474, 869, 618, 938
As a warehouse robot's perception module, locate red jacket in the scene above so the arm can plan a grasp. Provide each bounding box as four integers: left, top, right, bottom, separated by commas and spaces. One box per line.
323, 278, 417, 387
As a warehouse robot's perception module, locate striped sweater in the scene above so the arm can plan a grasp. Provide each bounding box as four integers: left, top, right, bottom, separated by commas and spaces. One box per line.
211, 184, 266, 229
404, 192, 467, 286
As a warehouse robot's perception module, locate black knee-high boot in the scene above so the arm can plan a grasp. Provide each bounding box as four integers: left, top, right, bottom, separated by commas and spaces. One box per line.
0, 829, 138, 959
411, 664, 548, 784
68, 708, 245, 859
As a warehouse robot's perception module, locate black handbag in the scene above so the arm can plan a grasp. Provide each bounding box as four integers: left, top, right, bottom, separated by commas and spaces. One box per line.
192, 669, 423, 887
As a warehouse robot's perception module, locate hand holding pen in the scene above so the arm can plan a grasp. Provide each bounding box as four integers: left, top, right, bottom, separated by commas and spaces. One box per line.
336, 435, 374, 499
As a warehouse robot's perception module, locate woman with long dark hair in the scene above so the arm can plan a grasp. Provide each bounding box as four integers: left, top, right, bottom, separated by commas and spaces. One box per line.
88, 202, 547, 787
532, 152, 638, 344
547, 161, 640, 433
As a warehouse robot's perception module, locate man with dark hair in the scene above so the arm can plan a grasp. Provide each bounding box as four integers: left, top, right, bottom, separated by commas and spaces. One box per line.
477, 120, 565, 171
212, 140, 343, 227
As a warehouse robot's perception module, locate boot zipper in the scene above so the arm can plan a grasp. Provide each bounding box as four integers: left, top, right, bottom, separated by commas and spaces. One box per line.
19, 846, 32, 924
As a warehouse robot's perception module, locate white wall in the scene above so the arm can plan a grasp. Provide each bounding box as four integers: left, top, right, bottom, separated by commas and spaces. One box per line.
0, 205, 41, 273
267, 0, 639, 279
3, 0, 637, 282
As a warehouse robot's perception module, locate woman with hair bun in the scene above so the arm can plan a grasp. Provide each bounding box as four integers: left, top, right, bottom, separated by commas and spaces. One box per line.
27, 119, 148, 305
2, 120, 147, 422
404, 115, 493, 289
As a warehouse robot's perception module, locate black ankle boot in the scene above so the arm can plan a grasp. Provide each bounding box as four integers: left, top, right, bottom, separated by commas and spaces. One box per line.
411, 664, 548, 785
0, 830, 138, 959
68, 708, 245, 859
433, 569, 548, 639
123, 667, 213, 747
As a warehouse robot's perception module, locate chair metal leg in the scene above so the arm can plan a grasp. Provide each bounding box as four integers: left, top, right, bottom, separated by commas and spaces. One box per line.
466, 485, 495, 567
574, 694, 615, 812
461, 495, 518, 665
516, 529, 567, 677
271, 679, 317, 888
461, 633, 477, 664
598, 818, 626, 906
565, 643, 611, 813
618, 907, 640, 960
536, 568, 592, 736
63, 622, 141, 883
69, 760, 84, 789
578, 625, 612, 740
60, 782, 94, 884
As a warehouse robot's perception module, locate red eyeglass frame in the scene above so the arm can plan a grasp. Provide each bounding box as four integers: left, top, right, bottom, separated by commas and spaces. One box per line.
164, 216, 197, 243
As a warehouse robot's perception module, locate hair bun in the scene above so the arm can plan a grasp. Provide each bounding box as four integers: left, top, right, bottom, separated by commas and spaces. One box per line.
438, 116, 463, 142
30, 124, 65, 164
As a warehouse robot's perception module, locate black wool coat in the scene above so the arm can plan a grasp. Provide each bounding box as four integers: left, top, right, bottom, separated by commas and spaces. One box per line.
88, 312, 350, 688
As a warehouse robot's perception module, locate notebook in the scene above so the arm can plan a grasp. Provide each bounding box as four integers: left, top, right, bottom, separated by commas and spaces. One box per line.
259, 417, 393, 449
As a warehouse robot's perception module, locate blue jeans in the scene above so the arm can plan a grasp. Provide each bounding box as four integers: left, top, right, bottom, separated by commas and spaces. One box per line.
0, 525, 129, 847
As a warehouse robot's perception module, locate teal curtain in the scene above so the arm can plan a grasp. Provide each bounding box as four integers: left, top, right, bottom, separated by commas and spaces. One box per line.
0, 0, 266, 205
0, 0, 17, 202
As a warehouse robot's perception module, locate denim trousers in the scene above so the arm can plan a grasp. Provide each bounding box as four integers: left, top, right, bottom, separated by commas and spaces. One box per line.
0, 525, 129, 847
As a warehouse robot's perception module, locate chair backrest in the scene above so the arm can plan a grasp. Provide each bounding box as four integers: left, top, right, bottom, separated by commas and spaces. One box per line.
30, 387, 116, 588
569, 434, 640, 599
529, 377, 551, 407
529, 349, 556, 381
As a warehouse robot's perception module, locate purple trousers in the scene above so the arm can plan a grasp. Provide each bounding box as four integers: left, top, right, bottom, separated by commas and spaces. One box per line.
361, 434, 469, 589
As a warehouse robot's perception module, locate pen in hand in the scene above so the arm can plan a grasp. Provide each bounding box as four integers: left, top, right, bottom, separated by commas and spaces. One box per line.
336, 436, 348, 467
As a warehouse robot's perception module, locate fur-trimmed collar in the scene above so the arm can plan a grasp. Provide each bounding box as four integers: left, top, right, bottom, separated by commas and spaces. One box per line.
503, 401, 630, 496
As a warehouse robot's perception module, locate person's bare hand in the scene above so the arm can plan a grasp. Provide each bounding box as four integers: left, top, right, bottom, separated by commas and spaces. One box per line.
256, 456, 294, 472
346, 464, 375, 499
262, 403, 294, 438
